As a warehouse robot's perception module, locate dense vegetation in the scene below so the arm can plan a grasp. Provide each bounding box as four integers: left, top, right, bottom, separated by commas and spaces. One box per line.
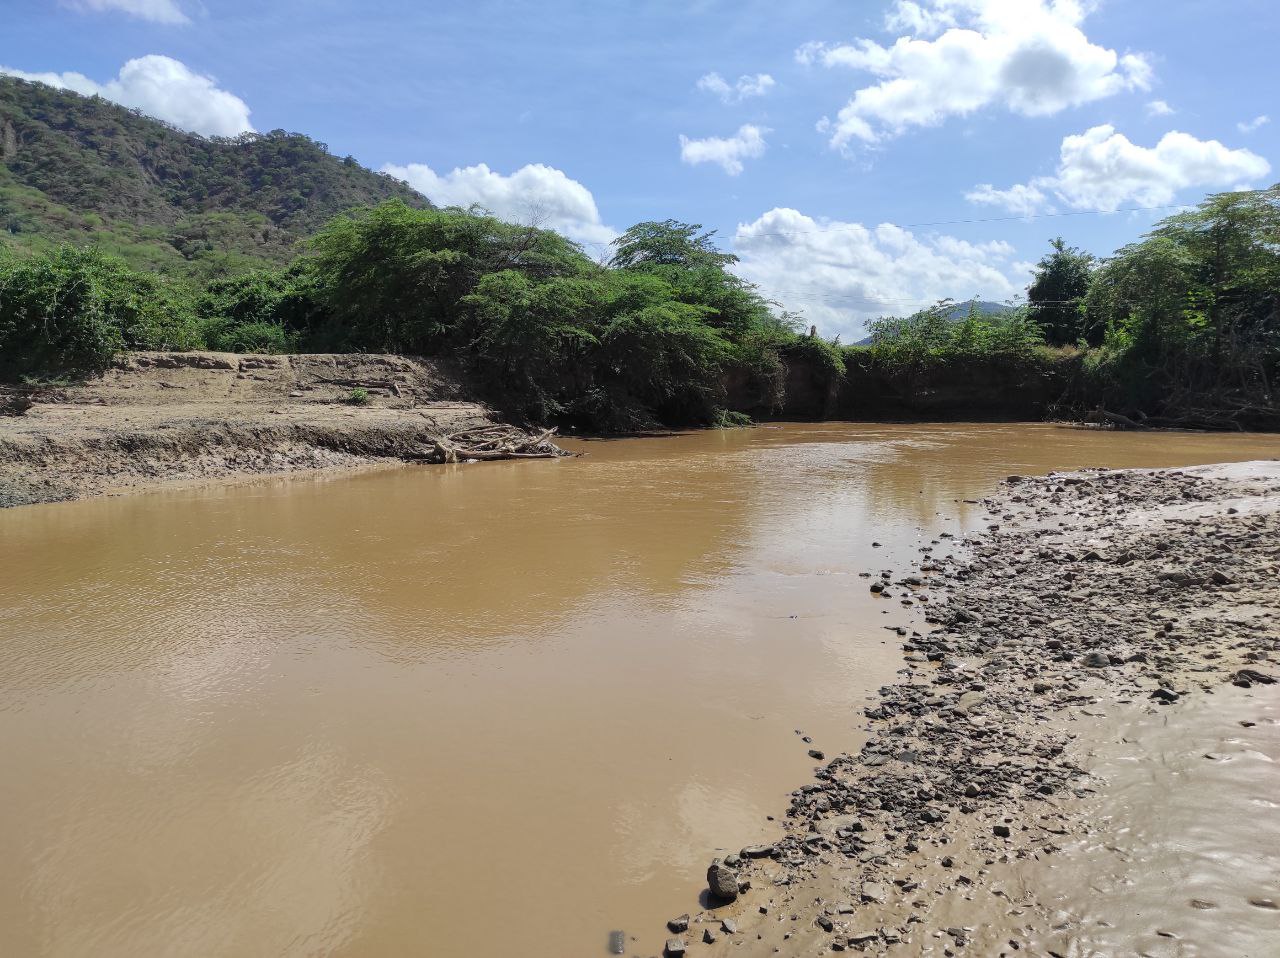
2, 76, 1277, 430
0, 76, 428, 280
853, 186, 1280, 429
0, 200, 811, 429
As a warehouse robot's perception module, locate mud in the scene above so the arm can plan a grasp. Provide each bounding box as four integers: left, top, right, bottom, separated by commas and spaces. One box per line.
0, 351, 514, 507
677, 461, 1280, 958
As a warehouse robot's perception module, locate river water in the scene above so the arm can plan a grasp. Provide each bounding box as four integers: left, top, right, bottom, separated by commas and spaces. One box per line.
1, 423, 1276, 957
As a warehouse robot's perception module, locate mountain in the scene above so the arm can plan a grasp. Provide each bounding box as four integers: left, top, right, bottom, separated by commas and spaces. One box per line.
0, 75, 430, 280
854, 300, 1016, 345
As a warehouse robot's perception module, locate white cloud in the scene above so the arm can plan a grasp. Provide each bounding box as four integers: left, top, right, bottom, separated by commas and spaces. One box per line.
696, 71, 776, 103
885, 0, 957, 36
678, 124, 767, 175
733, 207, 1026, 339
800, 0, 1152, 147
65, 0, 189, 23
1146, 99, 1175, 116
968, 124, 1271, 213
964, 182, 1047, 217
1237, 114, 1270, 134
381, 162, 616, 246
0, 56, 252, 136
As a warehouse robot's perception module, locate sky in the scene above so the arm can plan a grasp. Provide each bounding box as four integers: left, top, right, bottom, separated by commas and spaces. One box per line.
4, 0, 1279, 338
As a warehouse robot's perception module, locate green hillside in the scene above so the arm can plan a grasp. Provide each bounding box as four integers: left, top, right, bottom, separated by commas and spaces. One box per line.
0, 75, 430, 280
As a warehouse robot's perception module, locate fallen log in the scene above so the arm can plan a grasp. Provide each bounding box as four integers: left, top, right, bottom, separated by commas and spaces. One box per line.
406, 424, 571, 464
1087, 407, 1149, 430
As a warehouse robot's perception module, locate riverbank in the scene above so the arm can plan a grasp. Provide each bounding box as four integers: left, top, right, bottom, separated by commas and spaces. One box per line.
669, 461, 1280, 957
0, 350, 551, 508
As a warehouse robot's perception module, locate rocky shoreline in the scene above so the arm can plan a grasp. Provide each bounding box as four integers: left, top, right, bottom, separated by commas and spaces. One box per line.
661, 461, 1280, 957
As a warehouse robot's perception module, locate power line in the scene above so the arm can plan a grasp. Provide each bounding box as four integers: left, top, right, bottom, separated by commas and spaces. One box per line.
739, 203, 1193, 239
572, 202, 1196, 248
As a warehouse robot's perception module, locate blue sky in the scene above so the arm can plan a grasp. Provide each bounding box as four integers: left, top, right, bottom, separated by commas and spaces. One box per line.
5, 0, 1278, 337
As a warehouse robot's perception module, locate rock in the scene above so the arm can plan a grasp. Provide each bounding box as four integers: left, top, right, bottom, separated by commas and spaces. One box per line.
707, 860, 739, 901
817, 916, 834, 932
808, 749, 826, 760
860, 881, 888, 904
1082, 651, 1109, 668
848, 930, 880, 945
1234, 668, 1276, 686
1150, 687, 1180, 704
608, 929, 626, 954
667, 915, 688, 934
702, 928, 717, 944
664, 938, 686, 956
742, 844, 774, 859
993, 824, 1011, 838
721, 918, 739, 934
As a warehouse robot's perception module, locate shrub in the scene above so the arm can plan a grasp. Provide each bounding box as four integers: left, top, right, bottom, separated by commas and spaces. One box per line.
0, 245, 198, 379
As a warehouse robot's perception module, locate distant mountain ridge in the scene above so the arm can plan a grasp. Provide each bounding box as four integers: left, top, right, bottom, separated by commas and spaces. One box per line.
0, 75, 431, 279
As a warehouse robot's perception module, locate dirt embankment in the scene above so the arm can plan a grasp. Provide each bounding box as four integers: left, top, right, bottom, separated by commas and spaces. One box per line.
0, 351, 546, 507
661, 462, 1280, 958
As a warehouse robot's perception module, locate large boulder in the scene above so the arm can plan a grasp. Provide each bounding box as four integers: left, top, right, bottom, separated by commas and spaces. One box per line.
706, 858, 739, 902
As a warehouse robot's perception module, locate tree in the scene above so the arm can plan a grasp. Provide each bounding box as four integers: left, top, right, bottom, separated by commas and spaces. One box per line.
1027, 238, 1095, 345
608, 220, 738, 271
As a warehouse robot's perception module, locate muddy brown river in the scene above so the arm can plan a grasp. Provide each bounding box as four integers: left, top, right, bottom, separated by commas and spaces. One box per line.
1, 423, 1277, 957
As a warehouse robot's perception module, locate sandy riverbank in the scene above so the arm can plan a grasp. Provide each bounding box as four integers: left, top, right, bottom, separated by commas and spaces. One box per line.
0, 351, 534, 508
660, 461, 1280, 958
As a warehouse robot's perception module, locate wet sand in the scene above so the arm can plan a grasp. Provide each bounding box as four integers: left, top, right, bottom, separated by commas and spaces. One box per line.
683, 461, 1280, 958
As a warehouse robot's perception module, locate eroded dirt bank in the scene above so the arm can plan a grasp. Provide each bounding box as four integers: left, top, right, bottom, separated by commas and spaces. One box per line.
662, 461, 1280, 958
0, 351, 545, 507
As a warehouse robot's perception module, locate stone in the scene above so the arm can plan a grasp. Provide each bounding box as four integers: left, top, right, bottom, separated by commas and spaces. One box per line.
702, 928, 717, 944
721, 918, 739, 934
817, 916, 834, 932
1082, 651, 1109, 668
707, 860, 740, 901
667, 915, 688, 934
993, 824, 1011, 838
808, 749, 826, 760
742, 844, 774, 859
860, 882, 888, 904
1150, 687, 1180, 704
664, 937, 686, 956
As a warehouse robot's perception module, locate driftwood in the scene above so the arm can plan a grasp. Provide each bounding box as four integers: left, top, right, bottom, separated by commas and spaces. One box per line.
1086, 407, 1149, 430
408, 425, 571, 464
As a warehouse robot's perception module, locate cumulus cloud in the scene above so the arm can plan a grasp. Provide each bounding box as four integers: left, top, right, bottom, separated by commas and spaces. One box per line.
678, 124, 767, 175
696, 72, 776, 103
65, 0, 189, 23
0, 56, 252, 136
1146, 99, 1175, 116
799, 0, 1152, 147
733, 207, 1025, 338
381, 161, 616, 246
1237, 114, 1270, 134
967, 124, 1271, 213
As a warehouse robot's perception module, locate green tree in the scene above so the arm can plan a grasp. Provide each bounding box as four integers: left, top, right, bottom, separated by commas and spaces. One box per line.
1027, 238, 1095, 345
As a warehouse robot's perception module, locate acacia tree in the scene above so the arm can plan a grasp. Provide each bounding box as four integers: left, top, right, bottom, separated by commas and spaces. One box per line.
1027, 238, 1095, 345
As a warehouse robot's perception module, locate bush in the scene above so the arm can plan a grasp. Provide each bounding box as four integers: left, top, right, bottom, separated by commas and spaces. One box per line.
345, 387, 370, 406
0, 244, 198, 379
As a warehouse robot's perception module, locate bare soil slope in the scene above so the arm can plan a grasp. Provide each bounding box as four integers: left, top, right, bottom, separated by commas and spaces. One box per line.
0, 351, 506, 507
